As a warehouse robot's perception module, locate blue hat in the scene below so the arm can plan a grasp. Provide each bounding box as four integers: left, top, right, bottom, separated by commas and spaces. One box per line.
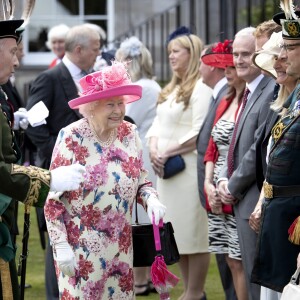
166, 26, 193, 45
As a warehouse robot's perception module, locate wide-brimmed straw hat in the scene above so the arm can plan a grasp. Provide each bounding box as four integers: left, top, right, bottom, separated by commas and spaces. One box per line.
252, 31, 282, 78
201, 39, 234, 69
69, 61, 142, 109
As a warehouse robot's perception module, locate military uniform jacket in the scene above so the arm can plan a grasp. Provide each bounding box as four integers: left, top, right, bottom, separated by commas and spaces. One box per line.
252, 85, 300, 292
0, 104, 51, 261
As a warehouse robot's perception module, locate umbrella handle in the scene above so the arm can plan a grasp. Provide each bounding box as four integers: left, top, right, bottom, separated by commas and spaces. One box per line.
152, 215, 163, 251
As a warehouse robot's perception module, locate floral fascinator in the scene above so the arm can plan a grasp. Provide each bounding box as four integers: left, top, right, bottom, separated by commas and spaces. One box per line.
69, 61, 142, 109
201, 39, 234, 69
119, 36, 143, 57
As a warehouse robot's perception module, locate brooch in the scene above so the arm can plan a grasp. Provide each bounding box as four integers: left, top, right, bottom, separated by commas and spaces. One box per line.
271, 120, 285, 142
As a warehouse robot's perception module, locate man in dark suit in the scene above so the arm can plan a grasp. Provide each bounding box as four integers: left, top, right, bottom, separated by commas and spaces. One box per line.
197, 46, 237, 300
217, 27, 276, 300
26, 24, 100, 300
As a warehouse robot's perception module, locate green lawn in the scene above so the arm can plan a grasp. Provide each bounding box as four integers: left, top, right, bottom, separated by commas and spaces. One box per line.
16, 204, 224, 299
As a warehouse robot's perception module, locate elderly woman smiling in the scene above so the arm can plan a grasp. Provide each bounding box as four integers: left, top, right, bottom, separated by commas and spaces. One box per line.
44, 61, 166, 299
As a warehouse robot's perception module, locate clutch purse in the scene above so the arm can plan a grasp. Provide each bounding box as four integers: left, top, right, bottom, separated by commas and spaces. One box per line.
163, 155, 185, 179
132, 191, 180, 267
281, 267, 300, 300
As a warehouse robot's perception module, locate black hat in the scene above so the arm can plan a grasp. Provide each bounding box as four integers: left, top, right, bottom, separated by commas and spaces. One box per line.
0, 20, 24, 40
273, 4, 300, 40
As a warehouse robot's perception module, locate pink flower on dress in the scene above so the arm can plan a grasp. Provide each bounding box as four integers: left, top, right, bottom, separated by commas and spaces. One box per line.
84, 163, 108, 190
44, 199, 65, 221
50, 153, 71, 170
66, 220, 80, 246
61, 288, 79, 300
78, 254, 94, 281
119, 267, 134, 293
81, 204, 102, 228
121, 156, 142, 178
117, 122, 132, 143
118, 222, 132, 254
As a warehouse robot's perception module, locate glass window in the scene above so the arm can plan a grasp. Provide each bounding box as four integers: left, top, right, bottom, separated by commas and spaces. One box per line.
23, 0, 107, 66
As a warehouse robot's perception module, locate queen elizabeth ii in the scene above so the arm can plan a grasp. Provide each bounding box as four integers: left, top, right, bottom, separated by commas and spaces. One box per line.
44, 61, 166, 299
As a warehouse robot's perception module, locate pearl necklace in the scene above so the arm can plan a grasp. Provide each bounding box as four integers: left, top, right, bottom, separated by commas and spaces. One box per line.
90, 122, 116, 147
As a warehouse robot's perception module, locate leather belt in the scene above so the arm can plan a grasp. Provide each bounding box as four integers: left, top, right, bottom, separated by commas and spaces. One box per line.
263, 181, 300, 199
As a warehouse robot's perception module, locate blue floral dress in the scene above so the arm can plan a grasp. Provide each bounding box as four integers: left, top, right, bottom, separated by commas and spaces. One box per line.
44, 118, 155, 299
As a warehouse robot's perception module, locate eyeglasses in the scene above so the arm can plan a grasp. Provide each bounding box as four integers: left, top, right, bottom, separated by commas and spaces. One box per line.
279, 42, 300, 51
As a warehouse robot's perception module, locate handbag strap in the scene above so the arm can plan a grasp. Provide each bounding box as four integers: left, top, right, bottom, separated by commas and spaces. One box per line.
134, 182, 151, 224
152, 215, 163, 251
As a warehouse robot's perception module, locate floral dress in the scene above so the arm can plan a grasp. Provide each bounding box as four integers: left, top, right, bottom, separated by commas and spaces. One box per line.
44, 118, 155, 299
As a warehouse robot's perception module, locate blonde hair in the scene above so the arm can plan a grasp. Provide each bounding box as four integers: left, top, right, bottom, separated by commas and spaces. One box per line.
253, 20, 281, 39
158, 34, 203, 109
271, 80, 300, 115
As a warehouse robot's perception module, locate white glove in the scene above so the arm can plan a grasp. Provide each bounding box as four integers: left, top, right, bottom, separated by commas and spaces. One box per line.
147, 195, 166, 225
55, 241, 77, 277
13, 108, 29, 130
50, 164, 85, 192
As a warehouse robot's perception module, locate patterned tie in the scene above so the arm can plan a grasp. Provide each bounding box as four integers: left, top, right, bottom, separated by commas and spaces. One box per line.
227, 88, 250, 178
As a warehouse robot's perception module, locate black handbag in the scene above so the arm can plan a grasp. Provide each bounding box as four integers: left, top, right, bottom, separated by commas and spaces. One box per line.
132, 193, 180, 267
163, 155, 185, 179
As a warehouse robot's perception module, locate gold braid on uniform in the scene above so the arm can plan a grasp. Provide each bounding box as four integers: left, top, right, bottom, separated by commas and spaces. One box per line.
11, 165, 51, 206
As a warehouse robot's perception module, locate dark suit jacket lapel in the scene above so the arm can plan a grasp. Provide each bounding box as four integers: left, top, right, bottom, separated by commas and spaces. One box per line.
58, 63, 82, 119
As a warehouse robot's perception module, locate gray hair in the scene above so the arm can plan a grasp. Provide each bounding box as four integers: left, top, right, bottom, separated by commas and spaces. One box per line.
65, 25, 100, 52
115, 36, 153, 82
46, 24, 70, 50
235, 27, 256, 39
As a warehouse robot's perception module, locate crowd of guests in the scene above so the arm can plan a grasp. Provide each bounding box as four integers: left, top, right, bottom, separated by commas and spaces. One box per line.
1, 0, 300, 299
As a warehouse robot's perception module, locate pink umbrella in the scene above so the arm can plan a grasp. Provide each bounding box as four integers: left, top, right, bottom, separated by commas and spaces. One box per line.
150, 218, 180, 299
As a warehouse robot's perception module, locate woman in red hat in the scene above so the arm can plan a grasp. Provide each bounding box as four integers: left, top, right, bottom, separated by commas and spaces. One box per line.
202, 40, 248, 300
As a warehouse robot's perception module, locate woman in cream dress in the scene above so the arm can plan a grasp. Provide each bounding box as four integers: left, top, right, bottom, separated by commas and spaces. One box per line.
147, 27, 212, 300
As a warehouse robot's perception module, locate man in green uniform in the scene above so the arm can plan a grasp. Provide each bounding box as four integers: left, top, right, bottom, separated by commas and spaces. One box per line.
251, 1, 300, 295
0, 19, 85, 300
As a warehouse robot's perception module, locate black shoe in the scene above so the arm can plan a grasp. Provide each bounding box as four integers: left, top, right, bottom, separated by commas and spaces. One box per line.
135, 284, 150, 296
201, 291, 207, 300
19, 283, 32, 289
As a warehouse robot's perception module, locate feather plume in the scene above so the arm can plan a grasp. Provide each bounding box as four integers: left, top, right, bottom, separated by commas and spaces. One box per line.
20, 0, 35, 28
280, 0, 299, 20
9, 0, 14, 20
0, 0, 13, 21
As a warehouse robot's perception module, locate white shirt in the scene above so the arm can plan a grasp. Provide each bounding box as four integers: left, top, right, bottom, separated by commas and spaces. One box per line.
62, 56, 83, 91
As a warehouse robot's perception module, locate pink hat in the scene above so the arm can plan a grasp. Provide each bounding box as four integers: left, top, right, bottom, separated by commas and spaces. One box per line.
69, 61, 142, 109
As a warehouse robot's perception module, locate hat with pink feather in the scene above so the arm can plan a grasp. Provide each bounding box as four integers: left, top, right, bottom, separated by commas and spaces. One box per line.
69, 61, 142, 109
